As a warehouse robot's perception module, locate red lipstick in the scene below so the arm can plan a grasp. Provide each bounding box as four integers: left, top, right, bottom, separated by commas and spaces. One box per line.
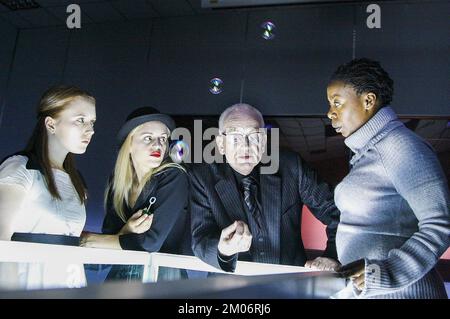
150, 151, 161, 158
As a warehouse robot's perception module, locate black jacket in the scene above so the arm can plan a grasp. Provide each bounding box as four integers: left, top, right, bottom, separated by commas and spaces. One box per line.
102, 167, 192, 255
189, 150, 340, 271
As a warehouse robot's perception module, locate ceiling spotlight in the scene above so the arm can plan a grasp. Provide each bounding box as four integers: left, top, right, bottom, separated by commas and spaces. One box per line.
0, 0, 40, 11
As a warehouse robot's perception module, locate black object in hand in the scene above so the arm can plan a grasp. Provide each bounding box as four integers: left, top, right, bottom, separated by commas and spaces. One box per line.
337, 259, 365, 278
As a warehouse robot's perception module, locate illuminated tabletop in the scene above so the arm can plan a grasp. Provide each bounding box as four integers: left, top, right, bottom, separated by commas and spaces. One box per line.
0, 240, 346, 299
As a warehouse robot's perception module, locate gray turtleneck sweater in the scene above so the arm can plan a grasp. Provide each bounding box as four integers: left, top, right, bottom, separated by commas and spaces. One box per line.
335, 106, 450, 299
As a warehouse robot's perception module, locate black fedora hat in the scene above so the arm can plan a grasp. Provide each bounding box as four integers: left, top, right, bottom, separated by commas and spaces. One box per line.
117, 107, 175, 146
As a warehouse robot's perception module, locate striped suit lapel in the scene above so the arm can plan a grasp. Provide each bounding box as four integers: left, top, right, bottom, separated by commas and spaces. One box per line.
214, 165, 246, 223
259, 171, 281, 263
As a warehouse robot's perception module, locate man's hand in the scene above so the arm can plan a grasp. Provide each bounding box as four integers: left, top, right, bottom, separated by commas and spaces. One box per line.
218, 221, 252, 256
338, 259, 366, 291
118, 209, 153, 235
305, 257, 341, 271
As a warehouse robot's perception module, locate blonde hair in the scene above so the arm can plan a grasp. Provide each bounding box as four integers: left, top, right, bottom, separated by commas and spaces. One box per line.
105, 124, 185, 223
26, 86, 95, 203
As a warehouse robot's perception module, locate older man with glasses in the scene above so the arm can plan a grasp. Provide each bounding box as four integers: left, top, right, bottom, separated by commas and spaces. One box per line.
189, 103, 341, 272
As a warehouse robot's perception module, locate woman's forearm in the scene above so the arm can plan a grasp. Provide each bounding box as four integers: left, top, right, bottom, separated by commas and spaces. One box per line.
80, 233, 122, 250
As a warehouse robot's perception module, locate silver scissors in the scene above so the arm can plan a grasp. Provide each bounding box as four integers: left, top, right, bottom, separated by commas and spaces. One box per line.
142, 197, 156, 215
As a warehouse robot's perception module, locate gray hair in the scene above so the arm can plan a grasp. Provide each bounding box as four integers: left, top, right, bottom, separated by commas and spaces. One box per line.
218, 103, 265, 132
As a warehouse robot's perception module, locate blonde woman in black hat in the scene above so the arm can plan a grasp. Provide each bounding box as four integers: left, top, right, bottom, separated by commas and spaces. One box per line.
80, 107, 190, 257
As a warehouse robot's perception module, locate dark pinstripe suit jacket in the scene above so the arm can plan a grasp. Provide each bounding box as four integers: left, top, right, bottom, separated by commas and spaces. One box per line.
189, 150, 340, 271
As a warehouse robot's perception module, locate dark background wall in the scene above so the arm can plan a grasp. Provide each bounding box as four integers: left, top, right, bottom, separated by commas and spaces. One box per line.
0, 18, 17, 129
0, 1, 449, 244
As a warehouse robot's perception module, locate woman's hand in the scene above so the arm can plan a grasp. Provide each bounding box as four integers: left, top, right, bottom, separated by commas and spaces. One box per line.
351, 268, 366, 291
118, 210, 153, 235
338, 259, 366, 291
79, 211, 152, 250
80, 232, 121, 249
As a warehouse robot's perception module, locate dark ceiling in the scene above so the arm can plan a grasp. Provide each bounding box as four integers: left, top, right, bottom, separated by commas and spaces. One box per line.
0, 0, 207, 29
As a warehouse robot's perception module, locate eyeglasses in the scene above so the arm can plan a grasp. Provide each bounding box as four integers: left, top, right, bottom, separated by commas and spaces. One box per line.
221, 130, 264, 145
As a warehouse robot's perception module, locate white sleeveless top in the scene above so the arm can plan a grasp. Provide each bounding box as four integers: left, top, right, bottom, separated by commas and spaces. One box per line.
0, 155, 86, 236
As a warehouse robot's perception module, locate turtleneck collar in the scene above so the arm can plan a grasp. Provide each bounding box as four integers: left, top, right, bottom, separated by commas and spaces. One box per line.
344, 106, 398, 153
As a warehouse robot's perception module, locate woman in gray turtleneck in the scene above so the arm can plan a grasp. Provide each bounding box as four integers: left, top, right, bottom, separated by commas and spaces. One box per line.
327, 58, 450, 299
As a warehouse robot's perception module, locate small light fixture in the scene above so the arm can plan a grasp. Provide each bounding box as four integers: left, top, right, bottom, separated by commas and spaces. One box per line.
0, 0, 40, 11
